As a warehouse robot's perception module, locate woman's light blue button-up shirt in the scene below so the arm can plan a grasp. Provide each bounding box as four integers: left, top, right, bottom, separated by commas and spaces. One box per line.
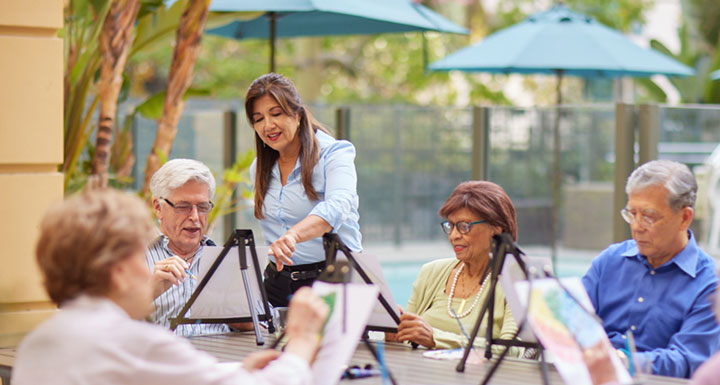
250, 130, 363, 265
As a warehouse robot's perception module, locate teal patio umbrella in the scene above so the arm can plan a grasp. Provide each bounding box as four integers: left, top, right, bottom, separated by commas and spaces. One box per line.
207, 0, 468, 72
430, 4, 693, 264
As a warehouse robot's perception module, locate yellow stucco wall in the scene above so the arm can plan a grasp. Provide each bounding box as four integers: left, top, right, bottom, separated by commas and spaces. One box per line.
0, 1, 64, 347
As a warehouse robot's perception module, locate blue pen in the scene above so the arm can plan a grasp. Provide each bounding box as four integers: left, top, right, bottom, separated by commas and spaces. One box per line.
185, 269, 198, 280
342, 367, 382, 379
625, 331, 636, 377
376, 341, 390, 385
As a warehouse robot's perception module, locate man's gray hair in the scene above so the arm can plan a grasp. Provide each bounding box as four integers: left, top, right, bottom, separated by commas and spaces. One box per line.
149, 159, 216, 199
625, 159, 697, 210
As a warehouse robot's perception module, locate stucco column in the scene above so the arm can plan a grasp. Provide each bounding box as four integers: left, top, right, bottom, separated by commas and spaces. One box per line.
0, 1, 64, 346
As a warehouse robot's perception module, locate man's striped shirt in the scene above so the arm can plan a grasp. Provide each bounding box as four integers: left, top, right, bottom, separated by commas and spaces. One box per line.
145, 235, 229, 337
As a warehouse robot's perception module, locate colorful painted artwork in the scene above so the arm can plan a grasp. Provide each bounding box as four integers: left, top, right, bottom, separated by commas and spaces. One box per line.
516, 278, 632, 385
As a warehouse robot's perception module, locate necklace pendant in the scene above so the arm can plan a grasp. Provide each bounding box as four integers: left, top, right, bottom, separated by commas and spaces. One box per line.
457, 299, 466, 314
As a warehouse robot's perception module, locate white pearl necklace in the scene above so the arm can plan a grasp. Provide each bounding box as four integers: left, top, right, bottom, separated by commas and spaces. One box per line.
447, 262, 489, 319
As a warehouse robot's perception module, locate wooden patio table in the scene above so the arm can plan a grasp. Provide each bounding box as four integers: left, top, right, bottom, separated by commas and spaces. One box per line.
0, 332, 690, 385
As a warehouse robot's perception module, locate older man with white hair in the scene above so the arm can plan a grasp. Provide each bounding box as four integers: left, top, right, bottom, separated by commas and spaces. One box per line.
146, 158, 229, 336
583, 160, 720, 378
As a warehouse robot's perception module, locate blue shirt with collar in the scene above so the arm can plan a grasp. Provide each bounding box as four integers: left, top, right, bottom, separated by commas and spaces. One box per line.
582, 230, 720, 378
250, 130, 363, 265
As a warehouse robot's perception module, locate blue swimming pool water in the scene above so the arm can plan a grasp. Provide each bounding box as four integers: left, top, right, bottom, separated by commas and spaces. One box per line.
379, 260, 590, 307
379, 262, 425, 309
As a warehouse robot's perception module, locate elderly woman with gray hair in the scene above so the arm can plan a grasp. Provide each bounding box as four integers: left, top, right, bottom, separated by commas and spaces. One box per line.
582, 159, 720, 378
145, 158, 228, 336
12, 189, 329, 385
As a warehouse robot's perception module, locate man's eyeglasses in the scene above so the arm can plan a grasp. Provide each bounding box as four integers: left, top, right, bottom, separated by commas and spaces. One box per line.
441, 220, 486, 235
620, 208, 660, 229
162, 198, 214, 215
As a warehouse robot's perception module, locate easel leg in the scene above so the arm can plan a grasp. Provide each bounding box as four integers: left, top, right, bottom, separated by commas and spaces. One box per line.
362, 338, 397, 385
241, 269, 265, 346
456, 263, 494, 372
484, 293, 495, 359
539, 348, 550, 385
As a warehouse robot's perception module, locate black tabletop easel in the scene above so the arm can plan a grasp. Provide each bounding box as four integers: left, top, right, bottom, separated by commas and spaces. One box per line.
321, 234, 398, 385
323, 233, 402, 332
170, 229, 274, 346
456, 233, 550, 385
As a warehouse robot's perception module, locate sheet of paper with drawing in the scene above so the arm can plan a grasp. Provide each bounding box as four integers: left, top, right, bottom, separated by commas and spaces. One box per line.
334, 252, 401, 331
515, 278, 632, 385
189, 245, 269, 318
311, 281, 379, 385
499, 256, 553, 342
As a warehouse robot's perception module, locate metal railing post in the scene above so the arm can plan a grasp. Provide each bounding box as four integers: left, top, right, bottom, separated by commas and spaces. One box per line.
335, 107, 351, 141
613, 103, 635, 243
393, 108, 403, 246
223, 109, 238, 241
638, 103, 659, 165
472, 106, 490, 180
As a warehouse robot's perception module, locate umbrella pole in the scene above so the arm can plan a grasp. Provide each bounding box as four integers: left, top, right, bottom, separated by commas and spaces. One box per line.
422, 32, 428, 73
269, 12, 276, 73
551, 70, 564, 273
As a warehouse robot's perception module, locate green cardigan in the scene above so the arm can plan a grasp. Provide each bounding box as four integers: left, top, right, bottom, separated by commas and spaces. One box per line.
405, 258, 522, 357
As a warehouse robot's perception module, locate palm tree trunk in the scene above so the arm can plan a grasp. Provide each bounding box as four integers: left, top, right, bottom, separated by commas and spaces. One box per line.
141, 0, 212, 196
89, 0, 141, 188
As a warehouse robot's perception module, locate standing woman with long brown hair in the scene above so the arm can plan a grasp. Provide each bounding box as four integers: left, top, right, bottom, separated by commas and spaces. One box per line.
245, 73, 362, 307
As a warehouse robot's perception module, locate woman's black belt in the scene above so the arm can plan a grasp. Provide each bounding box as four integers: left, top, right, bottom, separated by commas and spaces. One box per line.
275, 261, 325, 281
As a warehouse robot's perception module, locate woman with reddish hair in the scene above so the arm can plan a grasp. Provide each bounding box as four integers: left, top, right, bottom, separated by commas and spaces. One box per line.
389, 181, 521, 356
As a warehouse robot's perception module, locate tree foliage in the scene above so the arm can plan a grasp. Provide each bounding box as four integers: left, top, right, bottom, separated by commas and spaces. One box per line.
126, 0, 657, 107
62, 0, 255, 230
633, 0, 720, 103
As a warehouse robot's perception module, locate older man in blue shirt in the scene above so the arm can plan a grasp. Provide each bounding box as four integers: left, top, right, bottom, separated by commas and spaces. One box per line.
583, 160, 720, 378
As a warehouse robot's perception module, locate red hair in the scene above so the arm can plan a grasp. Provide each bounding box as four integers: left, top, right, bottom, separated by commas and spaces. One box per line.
438, 181, 518, 241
